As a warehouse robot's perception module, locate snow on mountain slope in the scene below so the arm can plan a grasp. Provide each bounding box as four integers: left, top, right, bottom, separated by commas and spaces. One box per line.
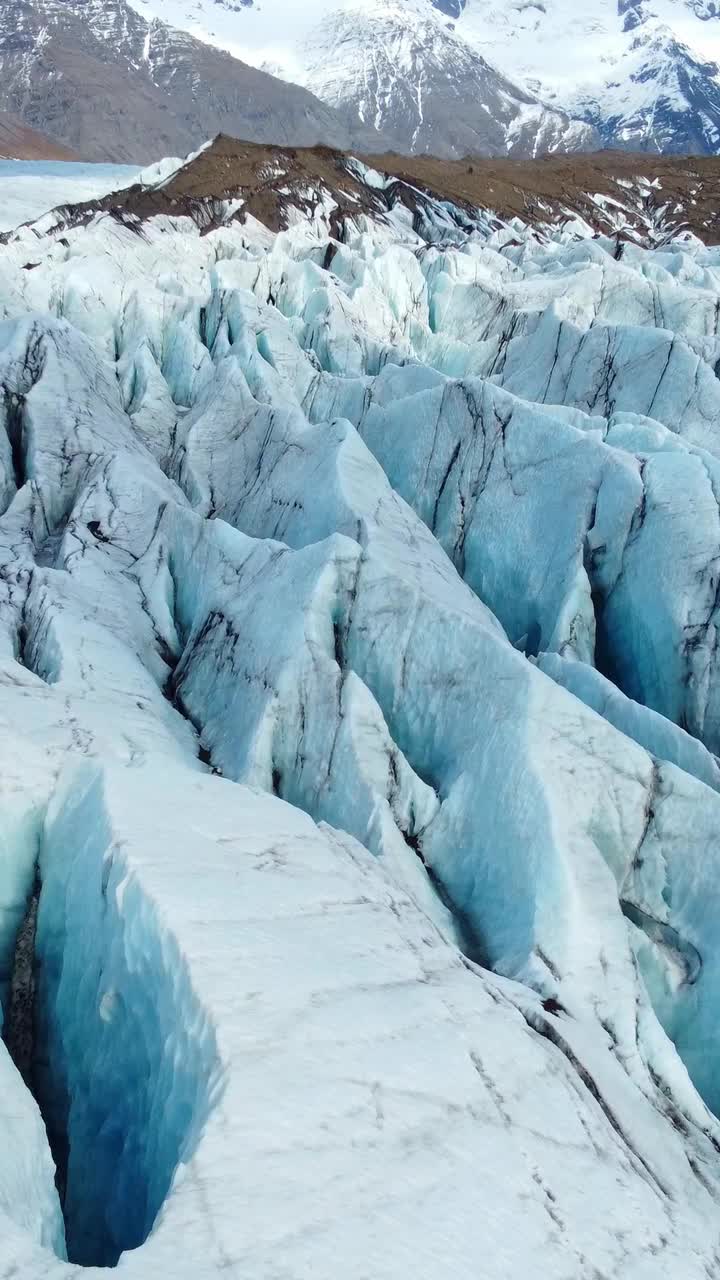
126, 0, 597, 158
456, 0, 720, 152
296, 0, 597, 158
4, 140, 720, 1273
571, 29, 720, 152
126, 0, 720, 155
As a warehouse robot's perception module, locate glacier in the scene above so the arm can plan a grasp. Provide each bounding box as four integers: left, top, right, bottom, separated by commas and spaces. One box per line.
0, 160, 147, 233
2, 147, 720, 1275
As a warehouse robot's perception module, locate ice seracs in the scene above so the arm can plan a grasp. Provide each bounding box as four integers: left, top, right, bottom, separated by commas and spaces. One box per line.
2, 147, 720, 1276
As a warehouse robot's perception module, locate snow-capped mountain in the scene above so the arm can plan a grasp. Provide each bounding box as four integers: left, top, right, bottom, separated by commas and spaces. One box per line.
456, 0, 720, 152
3, 137, 720, 1275
122, 0, 598, 158
12, 0, 720, 161
297, 0, 597, 157
572, 30, 720, 153
127, 0, 720, 154
0, 0, 383, 162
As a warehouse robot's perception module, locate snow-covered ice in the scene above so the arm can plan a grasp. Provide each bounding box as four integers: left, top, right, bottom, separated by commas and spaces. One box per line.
0, 161, 144, 233
2, 158, 720, 1276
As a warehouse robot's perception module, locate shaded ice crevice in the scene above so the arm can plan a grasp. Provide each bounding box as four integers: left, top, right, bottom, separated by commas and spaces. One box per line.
4, 864, 41, 1088
150, 517, 468, 946
34, 770, 223, 1267
1, 768, 223, 1270
8, 757, 720, 1279
188, 236, 720, 753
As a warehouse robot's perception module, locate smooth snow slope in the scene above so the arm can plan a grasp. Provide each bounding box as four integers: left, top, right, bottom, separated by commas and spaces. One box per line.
3, 155, 720, 1275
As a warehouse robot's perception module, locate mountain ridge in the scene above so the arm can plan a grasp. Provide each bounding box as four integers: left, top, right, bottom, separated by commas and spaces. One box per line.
17, 132, 720, 246
288, 0, 598, 159
0, 0, 387, 163
125, 0, 720, 156
0, 0, 605, 163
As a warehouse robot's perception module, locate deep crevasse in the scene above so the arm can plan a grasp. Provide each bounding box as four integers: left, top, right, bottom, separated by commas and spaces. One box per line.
35, 766, 223, 1267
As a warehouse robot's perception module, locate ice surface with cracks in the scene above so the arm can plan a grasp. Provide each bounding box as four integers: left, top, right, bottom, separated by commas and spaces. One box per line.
1, 164, 720, 1276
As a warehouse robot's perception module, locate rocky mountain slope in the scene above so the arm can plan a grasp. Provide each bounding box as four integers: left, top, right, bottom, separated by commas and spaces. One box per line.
3, 130, 720, 1278
128, 0, 720, 155
11, 0, 718, 162
0, 113, 79, 160
364, 146, 720, 242
0, 0, 384, 163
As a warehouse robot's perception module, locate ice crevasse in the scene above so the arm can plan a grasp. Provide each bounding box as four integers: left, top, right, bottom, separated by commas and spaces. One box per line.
2, 173, 720, 1276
